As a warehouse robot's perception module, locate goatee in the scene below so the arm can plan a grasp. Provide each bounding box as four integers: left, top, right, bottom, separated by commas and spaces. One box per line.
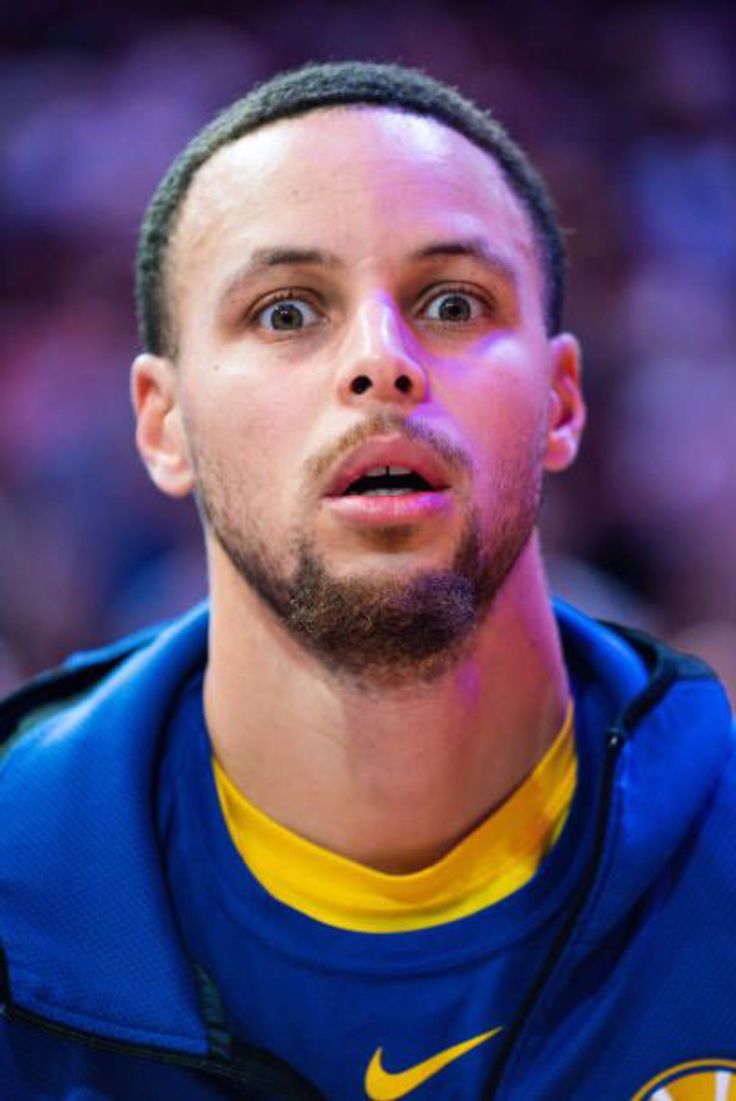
199, 498, 537, 690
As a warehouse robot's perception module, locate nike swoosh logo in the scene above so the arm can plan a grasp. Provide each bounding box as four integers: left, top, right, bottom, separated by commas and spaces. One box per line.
364, 1026, 503, 1100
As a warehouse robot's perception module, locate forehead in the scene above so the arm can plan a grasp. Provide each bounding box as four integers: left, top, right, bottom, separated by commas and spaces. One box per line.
172, 106, 539, 297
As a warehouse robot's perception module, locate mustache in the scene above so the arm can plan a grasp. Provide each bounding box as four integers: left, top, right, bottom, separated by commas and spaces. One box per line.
304, 412, 474, 485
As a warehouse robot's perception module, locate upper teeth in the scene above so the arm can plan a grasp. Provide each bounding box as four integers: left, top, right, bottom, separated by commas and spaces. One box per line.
365, 466, 413, 476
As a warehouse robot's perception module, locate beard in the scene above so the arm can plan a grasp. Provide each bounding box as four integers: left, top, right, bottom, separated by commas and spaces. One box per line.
192, 418, 543, 690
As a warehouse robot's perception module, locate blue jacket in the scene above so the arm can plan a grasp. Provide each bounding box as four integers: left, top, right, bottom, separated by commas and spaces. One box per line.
0, 600, 733, 1100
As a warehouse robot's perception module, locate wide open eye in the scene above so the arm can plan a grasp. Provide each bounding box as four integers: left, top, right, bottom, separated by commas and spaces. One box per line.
422, 290, 486, 323
255, 296, 321, 332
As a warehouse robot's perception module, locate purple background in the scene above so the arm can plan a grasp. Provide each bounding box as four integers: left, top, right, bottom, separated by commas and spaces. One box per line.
2, 1, 735, 701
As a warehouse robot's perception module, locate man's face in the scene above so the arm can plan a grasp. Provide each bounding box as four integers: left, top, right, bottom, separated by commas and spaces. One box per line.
147, 107, 583, 685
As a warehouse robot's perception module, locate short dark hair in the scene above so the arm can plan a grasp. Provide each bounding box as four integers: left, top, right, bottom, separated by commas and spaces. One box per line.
136, 60, 566, 357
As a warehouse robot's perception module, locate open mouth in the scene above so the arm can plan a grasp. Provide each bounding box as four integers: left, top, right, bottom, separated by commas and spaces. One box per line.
323, 451, 453, 527
342, 466, 436, 497
321, 435, 455, 517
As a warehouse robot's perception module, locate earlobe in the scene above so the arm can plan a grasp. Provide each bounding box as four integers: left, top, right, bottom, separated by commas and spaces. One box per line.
544, 333, 586, 473
130, 353, 195, 498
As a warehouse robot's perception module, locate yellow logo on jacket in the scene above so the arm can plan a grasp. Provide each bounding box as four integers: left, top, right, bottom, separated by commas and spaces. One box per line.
364, 1026, 502, 1099
631, 1059, 736, 1100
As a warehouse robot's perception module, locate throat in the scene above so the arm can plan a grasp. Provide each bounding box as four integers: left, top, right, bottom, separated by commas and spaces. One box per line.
213, 698, 576, 913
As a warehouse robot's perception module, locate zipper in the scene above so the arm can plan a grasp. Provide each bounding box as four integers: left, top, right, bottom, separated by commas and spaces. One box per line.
482, 726, 626, 1099
1, 1001, 327, 1100
483, 622, 700, 1097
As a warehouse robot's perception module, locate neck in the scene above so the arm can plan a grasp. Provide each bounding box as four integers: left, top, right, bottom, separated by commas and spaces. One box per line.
203, 534, 569, 874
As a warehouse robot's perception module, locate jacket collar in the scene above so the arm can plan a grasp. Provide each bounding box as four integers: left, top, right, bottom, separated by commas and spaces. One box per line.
556, 601, 733, 941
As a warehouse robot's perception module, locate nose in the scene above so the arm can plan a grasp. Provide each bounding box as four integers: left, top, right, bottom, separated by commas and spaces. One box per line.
336, 295, 429, 406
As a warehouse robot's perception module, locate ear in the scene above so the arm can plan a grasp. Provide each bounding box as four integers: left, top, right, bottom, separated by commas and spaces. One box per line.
130, 354, 195, 498
544, 333, 586, 473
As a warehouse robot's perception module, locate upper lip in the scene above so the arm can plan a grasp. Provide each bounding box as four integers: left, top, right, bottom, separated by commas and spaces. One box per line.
323, 436, 454, 497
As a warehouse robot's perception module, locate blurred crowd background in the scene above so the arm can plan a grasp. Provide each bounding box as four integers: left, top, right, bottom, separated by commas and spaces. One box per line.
2, 1, 735, 701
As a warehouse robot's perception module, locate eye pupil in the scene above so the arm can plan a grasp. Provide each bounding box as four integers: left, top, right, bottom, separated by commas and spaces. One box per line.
438, 295, 471, 322
271, 302, 303, 330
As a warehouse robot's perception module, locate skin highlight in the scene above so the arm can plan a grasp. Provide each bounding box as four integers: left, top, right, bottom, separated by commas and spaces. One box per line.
131, 106, 585, 873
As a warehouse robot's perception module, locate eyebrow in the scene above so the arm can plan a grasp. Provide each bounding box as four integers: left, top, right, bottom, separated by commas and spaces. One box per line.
218, 236, 518, 309
219, 248, 342, 306
410, 238, 519, 287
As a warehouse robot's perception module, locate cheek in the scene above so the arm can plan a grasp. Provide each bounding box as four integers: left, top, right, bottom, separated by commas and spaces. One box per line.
444, 360, 550, 473
182, 375, 313, 519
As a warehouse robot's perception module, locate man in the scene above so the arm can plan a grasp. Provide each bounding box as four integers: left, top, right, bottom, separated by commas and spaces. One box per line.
0, 61, 733, 1101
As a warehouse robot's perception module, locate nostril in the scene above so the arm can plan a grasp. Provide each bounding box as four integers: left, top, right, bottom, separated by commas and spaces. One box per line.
350, 376, 372, 395
395, 375, 412, 394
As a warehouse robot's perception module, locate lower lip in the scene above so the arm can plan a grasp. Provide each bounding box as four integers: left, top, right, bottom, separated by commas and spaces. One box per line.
322, 491, 452, 526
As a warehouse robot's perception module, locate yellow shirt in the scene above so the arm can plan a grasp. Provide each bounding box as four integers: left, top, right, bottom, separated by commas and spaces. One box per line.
213, 701, 576, 933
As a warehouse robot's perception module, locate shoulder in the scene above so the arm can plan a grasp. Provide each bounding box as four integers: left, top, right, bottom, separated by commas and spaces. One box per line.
0, 602, 210, 764
0, 619, 168, 759
0, 602, 210, 850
